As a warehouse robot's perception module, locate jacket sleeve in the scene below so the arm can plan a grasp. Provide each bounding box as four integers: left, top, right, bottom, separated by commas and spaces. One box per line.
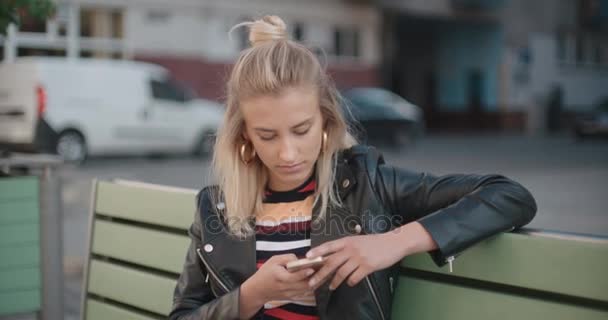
371, 154, 537, 267
169, 189, 241, 320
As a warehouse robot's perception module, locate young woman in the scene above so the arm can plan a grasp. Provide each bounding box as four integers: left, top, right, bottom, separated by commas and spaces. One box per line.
169, 16, 537, 320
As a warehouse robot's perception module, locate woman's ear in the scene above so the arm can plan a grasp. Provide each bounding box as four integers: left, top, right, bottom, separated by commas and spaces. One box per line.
242, 130, 250, 141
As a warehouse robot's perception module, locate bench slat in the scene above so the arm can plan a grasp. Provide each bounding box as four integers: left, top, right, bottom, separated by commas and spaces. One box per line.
391, 277, 608, 319
0, 267, 40, 291
0, 224, 39, 247
0, 244, 39, 269
402, 232, 608, 302
0, 289, 40, 316
0, 201, 38, 224
92, 219, 190, 274
95, 181, 196, 230
0, 177, 38, 201
85, 299, 159, 320
87, 259, 176, 316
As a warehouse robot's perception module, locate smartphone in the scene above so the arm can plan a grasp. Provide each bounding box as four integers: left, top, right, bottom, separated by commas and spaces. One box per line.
285, 256, 324, 272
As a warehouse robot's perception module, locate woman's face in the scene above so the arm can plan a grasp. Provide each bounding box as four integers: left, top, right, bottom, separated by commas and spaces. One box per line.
241, 86, 324, 191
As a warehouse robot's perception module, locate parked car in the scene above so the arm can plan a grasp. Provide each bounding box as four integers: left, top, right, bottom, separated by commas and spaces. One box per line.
573, 98, 608, 140
341, 87, 424, 146
0, 57, 224, 163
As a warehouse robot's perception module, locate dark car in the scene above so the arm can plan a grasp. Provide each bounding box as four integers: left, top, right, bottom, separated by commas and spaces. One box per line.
341, 87, 424, 147
573, 98, 608, 140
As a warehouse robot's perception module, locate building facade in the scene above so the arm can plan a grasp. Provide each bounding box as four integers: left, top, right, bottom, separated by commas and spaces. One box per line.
1, 0, 381, 101
380, 0, 608, 131
2, 0, 607, 132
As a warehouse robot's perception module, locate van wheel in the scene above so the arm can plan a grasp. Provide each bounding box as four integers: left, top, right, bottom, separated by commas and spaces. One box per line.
56, 131, 87, 164
193, 131, 215, 158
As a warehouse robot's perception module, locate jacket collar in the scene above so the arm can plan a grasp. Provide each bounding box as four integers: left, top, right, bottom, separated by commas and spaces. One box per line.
334, 156, 357, 200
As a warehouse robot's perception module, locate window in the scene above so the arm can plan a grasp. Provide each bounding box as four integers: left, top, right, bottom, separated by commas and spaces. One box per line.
150, 78, 194, 103
111, 10, 123, 38
235, 16, 252, 51
556, 31, 607, 67
80, 9, 94, 37
55, 3, 70, 36
146, 10, 171, 23
592, 42, 602, 64
237, 26, 249, 50
292, 23, 304, 41
80, 8, 123, 39
333, 27, 360, 58
556, 32, 567, 62
576, 35, 585, 64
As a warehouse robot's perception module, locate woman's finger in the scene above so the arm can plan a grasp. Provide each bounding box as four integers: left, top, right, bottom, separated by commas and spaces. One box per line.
329, 259, 359, 290
292, 280, 314, 292
306, 238, 346, 259
309, 251, 349, 289
346, 268, 368, 287
271, 253, 298, 266
286, 268, 315, 282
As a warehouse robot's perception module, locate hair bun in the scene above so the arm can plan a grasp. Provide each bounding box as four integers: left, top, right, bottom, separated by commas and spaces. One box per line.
248, 15, 288, 46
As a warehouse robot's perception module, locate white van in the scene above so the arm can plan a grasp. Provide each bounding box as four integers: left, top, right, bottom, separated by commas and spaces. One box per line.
0, 57, 224, 163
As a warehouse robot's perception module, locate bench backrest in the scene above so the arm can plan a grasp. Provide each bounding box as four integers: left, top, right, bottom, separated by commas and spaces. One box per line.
392, 230, 608, 319
82, 180, 608, 319
0, 176, 41, 317
81, 180, 196, 320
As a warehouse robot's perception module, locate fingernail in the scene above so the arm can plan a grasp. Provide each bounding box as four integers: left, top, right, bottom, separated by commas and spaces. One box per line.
306, 252, 313, 258
329, 285, 335, 291
306, 270, 314, 276
309, 279, 316, 287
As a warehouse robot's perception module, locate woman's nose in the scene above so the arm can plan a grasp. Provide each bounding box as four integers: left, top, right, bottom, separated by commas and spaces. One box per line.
278, 138, 297, 162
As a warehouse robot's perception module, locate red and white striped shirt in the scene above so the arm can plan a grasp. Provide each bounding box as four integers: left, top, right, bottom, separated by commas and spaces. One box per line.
255, 175, 319, 320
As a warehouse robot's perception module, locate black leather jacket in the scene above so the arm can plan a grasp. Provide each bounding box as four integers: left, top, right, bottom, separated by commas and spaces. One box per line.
170, 145, 537, 320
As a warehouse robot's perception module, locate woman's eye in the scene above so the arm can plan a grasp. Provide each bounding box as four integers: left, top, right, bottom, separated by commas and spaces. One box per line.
259, 135, 275, 141
295, 129, 309, 136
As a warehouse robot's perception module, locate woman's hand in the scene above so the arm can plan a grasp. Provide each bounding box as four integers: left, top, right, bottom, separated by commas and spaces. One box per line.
304, 233, 402, 291
240, 253, 315, 316
305, 221, 438, 291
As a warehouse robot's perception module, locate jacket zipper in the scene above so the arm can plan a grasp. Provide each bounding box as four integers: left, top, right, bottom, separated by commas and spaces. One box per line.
443, 226, 514, 273
205, 273, 220, 297
446, 255, 455, 273
365, 276, 386, 320
348, 219, 386, 320
196, 248, 230, 294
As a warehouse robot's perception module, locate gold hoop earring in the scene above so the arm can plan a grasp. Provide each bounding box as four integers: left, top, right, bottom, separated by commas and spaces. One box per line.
240, 142, 256, 165
321, 131, 328, 153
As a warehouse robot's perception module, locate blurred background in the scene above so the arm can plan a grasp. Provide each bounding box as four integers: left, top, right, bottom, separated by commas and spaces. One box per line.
0, 0, 607, 319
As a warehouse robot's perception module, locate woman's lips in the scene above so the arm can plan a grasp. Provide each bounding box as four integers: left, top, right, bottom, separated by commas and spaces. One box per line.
278, 162, 304, 173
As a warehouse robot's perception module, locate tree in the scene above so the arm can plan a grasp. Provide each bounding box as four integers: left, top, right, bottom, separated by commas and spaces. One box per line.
0, 0, 55, 35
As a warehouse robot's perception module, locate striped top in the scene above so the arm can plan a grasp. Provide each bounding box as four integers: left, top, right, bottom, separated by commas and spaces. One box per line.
255, 174, 319, 320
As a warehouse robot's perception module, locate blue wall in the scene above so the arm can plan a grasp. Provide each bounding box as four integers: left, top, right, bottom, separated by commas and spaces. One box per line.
436, 23, 504, 112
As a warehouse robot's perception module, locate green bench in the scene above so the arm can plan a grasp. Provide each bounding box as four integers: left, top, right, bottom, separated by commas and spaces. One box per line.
81, 180, 608, 319
395, 230, 608, 319
0, 176, 41, 317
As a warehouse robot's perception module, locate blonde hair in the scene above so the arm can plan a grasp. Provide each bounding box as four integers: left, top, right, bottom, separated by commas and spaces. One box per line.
212, 15, 356, 237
